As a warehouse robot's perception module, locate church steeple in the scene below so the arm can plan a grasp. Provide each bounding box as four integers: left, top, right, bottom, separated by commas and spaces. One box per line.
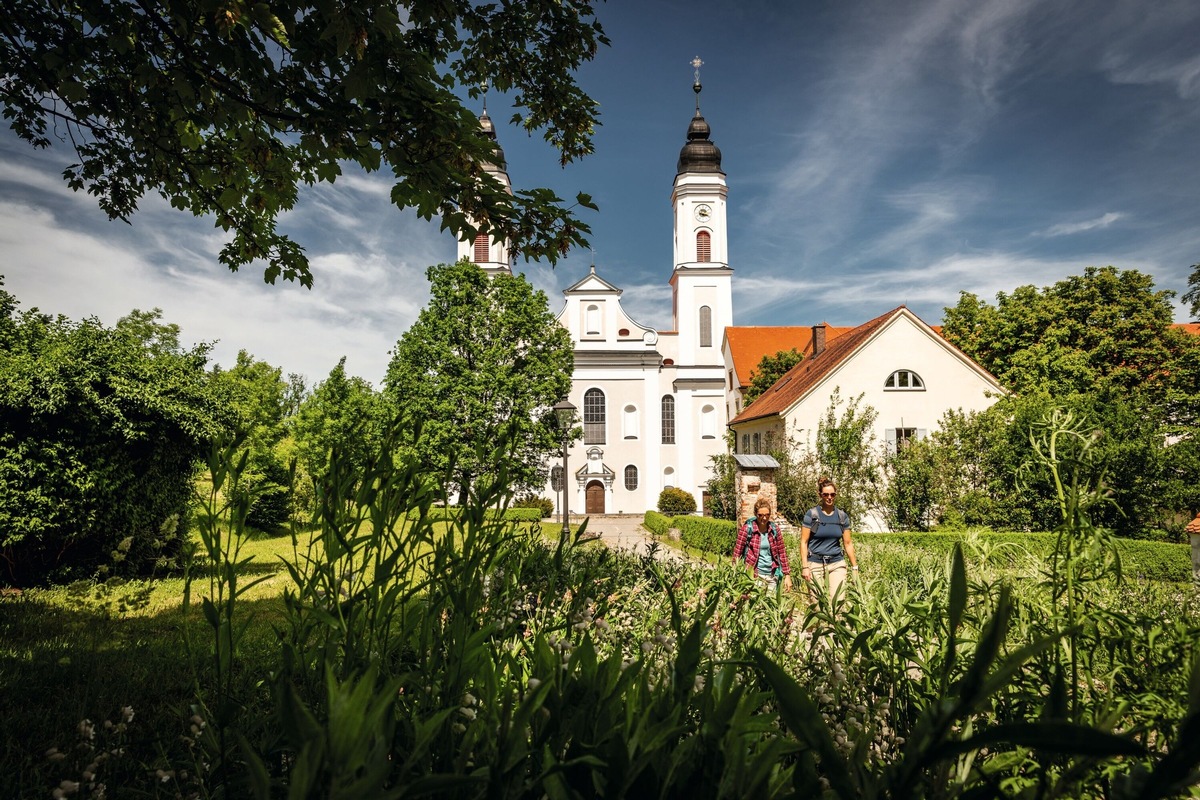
669, 58, 732, 366
676, 66, 723, 175
457, 94, 513, 275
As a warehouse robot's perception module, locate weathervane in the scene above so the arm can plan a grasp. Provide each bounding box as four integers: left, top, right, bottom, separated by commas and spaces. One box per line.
691, 56, 703, 109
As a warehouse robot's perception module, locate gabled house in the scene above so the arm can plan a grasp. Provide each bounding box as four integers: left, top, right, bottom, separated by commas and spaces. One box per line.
722, 324, 856, 421
727, 306, 1006, 527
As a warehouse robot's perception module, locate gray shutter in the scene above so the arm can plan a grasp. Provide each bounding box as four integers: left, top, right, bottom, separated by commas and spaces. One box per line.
886, 428, 897, 454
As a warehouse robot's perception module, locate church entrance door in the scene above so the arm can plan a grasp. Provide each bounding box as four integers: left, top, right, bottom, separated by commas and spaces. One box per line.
585, 481, 605, 515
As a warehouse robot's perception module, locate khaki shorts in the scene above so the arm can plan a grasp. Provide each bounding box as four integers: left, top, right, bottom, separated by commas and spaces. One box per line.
805, 560, 847, 602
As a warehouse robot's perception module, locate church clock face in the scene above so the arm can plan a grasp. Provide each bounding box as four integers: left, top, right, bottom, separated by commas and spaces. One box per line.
694, 203, 712, 222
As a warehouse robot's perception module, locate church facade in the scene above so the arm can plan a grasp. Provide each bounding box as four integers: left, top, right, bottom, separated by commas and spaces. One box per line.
541, 84, 733, 516
458, 87, 732, 515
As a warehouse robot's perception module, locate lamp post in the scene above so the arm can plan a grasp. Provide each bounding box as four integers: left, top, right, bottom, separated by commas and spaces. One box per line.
553, 398, 576, 537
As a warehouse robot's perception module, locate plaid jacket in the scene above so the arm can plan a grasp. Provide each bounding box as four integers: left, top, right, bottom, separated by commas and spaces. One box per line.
732, 519, 791, 576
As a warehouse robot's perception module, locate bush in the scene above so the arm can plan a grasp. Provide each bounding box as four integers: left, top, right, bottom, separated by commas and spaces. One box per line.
675, 516, 738, 554
657, 487, 696, 516
513, 495, 554, 518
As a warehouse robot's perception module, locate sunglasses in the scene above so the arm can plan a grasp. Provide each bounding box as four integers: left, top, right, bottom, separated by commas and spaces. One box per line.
820, 491, 836, 497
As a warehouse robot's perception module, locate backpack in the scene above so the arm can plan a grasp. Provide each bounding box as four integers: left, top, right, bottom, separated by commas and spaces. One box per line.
807, 506, 849, 534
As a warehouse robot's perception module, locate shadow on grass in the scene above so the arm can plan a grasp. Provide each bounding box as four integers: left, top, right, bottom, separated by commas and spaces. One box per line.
0, 591, 288, 798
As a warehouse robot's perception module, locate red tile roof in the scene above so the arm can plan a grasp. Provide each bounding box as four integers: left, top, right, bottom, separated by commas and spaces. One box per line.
731, 307, 901, 425
1175, 322, 1200, 336
724, 325, 855, 386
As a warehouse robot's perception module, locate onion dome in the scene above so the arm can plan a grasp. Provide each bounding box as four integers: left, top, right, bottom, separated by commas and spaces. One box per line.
478, 108, 507, 170
676, 80, 723, 175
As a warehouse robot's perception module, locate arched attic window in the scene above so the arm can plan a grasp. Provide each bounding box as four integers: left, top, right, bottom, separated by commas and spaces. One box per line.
884, 369, 926, 391
696, 230, 711, 262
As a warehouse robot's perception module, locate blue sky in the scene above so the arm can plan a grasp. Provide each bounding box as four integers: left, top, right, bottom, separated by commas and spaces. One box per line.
3, 0, 1199, 386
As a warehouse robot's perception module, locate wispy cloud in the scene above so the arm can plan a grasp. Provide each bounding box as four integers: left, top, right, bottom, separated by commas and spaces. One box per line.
1035, 212, 1124, 238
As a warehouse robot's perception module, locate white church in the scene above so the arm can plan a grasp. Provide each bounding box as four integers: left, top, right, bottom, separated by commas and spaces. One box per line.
459, 78, 1004, 523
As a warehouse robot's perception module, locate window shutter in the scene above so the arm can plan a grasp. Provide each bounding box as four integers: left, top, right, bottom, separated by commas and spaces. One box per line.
886, 428, 897, 454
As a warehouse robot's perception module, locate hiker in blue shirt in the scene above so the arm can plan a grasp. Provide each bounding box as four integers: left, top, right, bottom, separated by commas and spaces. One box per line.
800, 477, 859, 603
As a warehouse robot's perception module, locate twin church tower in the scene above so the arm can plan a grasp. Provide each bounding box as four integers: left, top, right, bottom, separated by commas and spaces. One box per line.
460, 70, 733, 516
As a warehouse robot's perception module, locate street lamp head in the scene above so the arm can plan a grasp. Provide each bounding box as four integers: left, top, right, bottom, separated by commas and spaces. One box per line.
553, 398, 577, 431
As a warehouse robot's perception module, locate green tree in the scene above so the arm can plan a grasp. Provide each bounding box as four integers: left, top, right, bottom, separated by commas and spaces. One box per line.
1, 0, 607, 286
705, 452, 739, 521
0, 286, 227, 584
742, 348, 803, 405
1184, 261, 1200, 320
210, 350, 294, 530
813, 389, 880, 524
942, 266, 1183, 398
291, 357, 384, 478
768, 390, 879, 526
384, 260, 573, 503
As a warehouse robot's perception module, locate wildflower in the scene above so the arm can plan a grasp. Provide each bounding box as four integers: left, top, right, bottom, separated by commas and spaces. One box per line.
463, 692, 477, 707
458, 707, 477, 721
527, 678, 542, 690
59, 780, 81, 794
155, 768, 175, 782
451, 723, 466, 734
78, 719, 95, 740
45, 747, 66, 762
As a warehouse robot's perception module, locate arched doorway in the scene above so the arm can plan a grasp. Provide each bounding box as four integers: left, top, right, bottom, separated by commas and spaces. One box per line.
586, 480, 606, 515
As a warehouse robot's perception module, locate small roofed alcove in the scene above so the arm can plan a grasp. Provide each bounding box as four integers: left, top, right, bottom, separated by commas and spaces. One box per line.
732, 454, 782, 525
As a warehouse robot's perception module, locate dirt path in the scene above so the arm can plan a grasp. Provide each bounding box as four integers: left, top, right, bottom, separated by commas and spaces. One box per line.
568, 514, 690, 564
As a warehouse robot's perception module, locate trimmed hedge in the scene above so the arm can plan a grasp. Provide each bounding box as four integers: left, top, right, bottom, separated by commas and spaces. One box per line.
643, 511, 671, 537
642, 511, 739, 555
412, 507, 544, 523
675, 516, 738, 554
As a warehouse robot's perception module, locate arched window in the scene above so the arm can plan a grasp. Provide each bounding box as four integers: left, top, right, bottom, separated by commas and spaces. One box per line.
585, 304, 601, 336
550, 465, 563, 492
663, 466, 675, 489
700, 404, 716, 439
624, 465, 638, 491
473, 233, 489, 263
884, 369, 926, 391
696, 230, 711, 262
623, 404, 639, 439
661, 395, 675, 444
699, 306, 712, 347
584, 388, 606, 444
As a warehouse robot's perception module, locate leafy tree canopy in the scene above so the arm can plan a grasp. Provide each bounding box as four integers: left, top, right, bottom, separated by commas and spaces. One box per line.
383, 259, 573, 502
0, 282, 228, 584
941, 266, 1192, 400
1, 0, 607, 286
291, 356, 383, 477
210, 349, 288, 452
742, 348, 802, 405
1185, 261, 1200, 320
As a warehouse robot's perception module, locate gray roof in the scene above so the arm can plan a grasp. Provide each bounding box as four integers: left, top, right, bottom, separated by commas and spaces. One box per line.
732, 454, 780, 469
